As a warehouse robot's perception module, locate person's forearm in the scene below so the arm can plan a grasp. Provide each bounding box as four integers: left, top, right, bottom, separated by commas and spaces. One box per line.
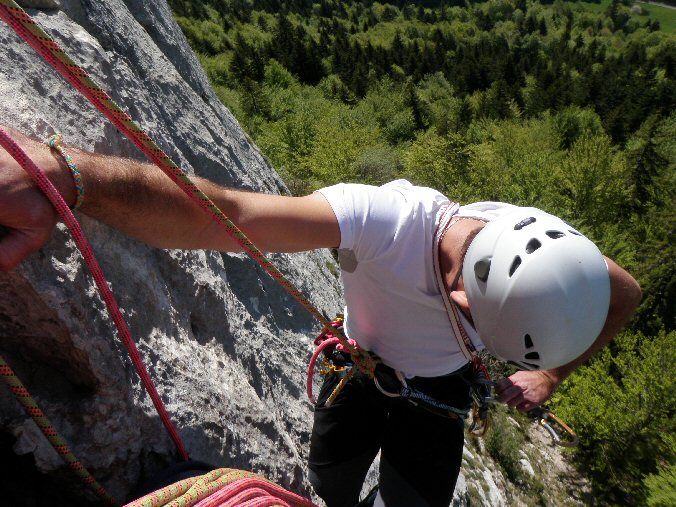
16, 132, 227, 250
542, 257, 642, 385
7, 129, 340, 254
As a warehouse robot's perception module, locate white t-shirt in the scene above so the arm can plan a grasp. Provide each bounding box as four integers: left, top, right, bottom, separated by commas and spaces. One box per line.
317, 179, 517, 377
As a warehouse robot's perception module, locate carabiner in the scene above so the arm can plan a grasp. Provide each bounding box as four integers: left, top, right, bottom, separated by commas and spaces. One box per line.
530, 407, 579, 447
374, 368, 408, 398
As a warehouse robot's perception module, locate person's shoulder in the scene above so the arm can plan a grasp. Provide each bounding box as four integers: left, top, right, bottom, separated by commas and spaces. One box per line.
457, 201, 521, 222
318, 179, 448, 208
380, 179, 449, 207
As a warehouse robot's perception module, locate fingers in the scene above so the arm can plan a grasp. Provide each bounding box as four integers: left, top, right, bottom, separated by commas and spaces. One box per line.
496, 385, 539, 412
515, 400, 538, 413
0, 225, 53, 271
495, 381, 524, 408
495, 370, 557, 413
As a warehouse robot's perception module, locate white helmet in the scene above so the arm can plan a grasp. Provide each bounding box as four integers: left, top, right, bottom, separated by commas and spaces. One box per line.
462, 208, 610, 370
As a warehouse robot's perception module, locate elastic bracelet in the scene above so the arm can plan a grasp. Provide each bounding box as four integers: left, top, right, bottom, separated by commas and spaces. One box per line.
47, 132, 84, 210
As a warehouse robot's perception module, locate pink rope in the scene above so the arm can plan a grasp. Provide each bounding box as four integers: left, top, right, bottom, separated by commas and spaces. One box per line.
193, 478, 314, 507
306, 337, 340, 403
0, 127, 189, 460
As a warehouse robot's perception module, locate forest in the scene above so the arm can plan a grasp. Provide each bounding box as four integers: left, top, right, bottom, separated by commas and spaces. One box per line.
166, 0, 675, 505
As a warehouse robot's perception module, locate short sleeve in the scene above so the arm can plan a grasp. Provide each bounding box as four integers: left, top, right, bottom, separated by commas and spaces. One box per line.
316, 180, 427, 262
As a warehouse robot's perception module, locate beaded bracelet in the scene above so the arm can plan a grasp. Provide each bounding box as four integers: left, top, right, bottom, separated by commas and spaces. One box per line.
47, 132, 84, 210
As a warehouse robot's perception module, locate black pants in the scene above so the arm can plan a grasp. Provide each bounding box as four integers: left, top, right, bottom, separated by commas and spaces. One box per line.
308, 366, 472, 507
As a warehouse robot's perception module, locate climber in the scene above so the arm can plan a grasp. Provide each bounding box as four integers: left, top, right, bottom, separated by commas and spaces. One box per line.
0, 126, 641, 507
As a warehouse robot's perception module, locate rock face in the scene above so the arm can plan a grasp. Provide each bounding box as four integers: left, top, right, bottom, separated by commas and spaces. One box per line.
0, 1, 343, 503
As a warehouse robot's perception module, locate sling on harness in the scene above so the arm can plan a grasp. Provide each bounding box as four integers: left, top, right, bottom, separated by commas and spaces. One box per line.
308, 317, 489, 422
433, 205, 497, 436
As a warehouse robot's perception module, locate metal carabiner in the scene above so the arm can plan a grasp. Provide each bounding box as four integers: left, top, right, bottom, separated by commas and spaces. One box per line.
530, 407, 579, 447
374, 368, 408, 398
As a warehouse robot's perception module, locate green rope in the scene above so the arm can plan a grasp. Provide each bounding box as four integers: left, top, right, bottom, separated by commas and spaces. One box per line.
0, 354, 117, 504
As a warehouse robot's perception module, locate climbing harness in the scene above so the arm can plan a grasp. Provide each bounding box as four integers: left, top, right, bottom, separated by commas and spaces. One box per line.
308, 317, 479, 421
529, 407, 579, 447
372, 365, 472, 419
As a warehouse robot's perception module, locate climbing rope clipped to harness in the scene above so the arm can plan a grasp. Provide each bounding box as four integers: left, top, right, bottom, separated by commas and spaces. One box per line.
308, 316, 494, 424
307, 316, 380, 407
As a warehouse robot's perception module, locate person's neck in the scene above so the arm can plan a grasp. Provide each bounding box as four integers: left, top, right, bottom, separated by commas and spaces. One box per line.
438, 218, 486, 293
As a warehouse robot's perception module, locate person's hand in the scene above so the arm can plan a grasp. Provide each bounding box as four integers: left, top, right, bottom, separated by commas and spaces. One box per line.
0, 134, 60, 270
494, 370, 560, 412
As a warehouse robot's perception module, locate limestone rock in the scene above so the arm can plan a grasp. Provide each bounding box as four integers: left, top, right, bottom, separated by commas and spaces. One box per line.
0, 1, 342, 503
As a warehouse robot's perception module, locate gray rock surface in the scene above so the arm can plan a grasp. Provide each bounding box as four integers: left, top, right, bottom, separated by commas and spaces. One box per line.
0, 1, 342, 503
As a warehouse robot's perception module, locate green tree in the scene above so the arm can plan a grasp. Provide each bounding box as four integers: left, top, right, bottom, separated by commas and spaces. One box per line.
553, 330, 676, 505
645, 463, 676, 507
403, 129, 473, 199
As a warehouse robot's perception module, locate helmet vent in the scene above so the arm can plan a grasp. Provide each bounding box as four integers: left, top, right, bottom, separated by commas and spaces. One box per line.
525, 238, 542, 253
546, 230, 565, 239
568, 229, 582, 236
522, 361, 540, 370
509, 256, 522, 277
474, 257, 491, 282
525, 351, 540, 360
514, 217, 537, 230
524, 334, 534, 348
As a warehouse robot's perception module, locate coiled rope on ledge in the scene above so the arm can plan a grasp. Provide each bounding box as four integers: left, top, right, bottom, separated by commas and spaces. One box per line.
124, 469, 315, 507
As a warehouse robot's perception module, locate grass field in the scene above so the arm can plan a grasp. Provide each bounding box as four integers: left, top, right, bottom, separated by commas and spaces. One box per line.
576, 0, 676, 33
637, 2, 676, 32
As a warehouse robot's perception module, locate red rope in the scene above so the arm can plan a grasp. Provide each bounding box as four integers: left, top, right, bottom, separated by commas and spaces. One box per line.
0, 127, 189, 460
306, 337, 340, 403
